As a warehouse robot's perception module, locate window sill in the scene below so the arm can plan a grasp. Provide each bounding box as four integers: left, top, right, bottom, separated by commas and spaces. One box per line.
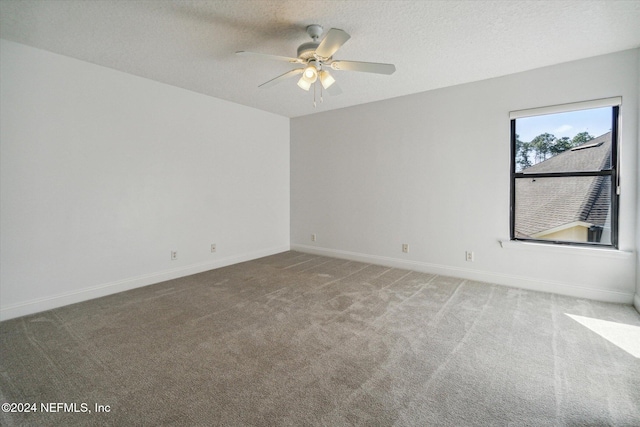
498, 239, 634, 260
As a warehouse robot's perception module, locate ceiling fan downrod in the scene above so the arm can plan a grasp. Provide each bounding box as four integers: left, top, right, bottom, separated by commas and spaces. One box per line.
306, 24, 323, 41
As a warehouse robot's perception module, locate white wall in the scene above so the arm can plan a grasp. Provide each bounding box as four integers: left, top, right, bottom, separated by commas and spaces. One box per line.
291, 49, 639, 304
0, 40, 290, 320
636, 49, 640, 313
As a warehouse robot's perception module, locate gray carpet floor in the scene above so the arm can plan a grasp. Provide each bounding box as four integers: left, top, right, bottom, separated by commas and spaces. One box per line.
1, 251, 639, 426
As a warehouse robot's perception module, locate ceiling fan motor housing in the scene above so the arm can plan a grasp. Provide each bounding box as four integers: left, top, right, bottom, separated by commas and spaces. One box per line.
297, 42, 320, 60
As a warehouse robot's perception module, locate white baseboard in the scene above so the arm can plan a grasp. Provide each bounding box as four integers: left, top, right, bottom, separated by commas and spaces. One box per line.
634, 294, 640, 314
291, 244, 635, 305
0, 245, 289, 322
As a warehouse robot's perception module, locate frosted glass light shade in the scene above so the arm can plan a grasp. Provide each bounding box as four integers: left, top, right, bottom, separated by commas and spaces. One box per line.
297, 76, 312, 91
319, 70, 335, 89
303, 65, 318, 82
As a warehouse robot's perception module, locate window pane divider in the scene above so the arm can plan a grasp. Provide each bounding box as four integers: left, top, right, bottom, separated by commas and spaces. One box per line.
514, 170, 612, 179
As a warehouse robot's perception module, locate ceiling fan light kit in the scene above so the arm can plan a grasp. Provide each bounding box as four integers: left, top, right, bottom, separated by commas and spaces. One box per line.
319, 70, 335, 89
303, 64, 318, 80
296, 76, 312, 91
236, 24, 395, 106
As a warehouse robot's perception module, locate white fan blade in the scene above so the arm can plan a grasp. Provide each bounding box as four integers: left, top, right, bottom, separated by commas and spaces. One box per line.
330, 60, 396, 75
236, 51, 302, 64
258, 68, 304, 88
315, 28, 350, 59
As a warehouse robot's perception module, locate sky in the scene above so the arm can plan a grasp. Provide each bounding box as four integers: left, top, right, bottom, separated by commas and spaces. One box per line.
516, 107, 612, 142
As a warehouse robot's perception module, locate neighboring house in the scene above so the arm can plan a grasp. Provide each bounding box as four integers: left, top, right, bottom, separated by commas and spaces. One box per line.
515, 132, 612, 243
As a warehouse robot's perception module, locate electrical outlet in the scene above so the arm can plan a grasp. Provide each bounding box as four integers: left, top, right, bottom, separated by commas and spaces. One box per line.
311, 233, 316, 242
171, 251, 178, 260
402, 243, 409, 253
211, 243, 216, 253
465, 251, 474, 262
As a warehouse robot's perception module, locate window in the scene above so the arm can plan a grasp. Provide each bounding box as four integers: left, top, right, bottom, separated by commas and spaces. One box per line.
510, 98, 620, 248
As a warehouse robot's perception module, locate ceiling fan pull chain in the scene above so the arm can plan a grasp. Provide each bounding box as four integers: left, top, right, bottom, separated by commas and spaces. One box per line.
313, 81, 317, 108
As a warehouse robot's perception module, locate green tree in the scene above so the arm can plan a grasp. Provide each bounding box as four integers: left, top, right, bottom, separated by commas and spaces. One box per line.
530, 133, 555, 163
572, 131, 594, 146
550, 136, 573, 155
518, 131, 597, 169
515, 134, 532, 171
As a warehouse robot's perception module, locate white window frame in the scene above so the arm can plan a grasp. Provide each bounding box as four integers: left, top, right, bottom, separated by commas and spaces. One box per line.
509, 97, 621, 249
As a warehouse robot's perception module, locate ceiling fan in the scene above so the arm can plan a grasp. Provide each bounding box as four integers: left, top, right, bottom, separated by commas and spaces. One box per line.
236, 24, 395, 101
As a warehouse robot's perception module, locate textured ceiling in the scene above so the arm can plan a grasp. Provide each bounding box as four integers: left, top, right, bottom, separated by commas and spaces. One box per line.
1, 0, 640, 118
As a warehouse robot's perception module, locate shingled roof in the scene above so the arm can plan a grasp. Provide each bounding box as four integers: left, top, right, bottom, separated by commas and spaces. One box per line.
515, 132, 612, 239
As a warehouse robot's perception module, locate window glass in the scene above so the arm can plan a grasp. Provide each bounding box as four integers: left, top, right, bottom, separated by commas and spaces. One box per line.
514, 176, 611, 245
510, 103, 618, 248
515, 107, 612, 173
